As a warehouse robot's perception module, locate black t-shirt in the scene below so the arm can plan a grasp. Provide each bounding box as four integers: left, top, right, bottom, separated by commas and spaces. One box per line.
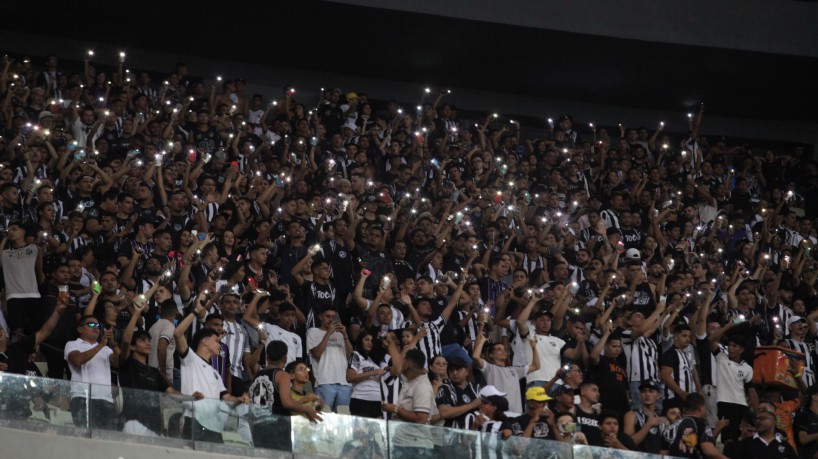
794, 407, 818, 459
591, 355, 630, 415
508, 412, 557, 440
575, 405, 602, 446
118, 356, 170, 434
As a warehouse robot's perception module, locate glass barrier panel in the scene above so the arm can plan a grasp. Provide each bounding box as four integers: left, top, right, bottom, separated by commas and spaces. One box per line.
500, 435, 574, 459
0, 372, 89, 435
245, 402, 295, 458
87, 383, 191, 449
387, 420, 481, 459
190, 396, 275, 457
573, 443, 663, 459
292, 412, 387, 458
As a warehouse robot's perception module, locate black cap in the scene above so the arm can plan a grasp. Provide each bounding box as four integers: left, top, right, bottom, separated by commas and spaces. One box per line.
639, 380, 660, 392
532, 309, 554, 320
552, 385, 576, 397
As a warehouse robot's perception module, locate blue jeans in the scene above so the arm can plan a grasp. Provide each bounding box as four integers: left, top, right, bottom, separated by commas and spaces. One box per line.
315, 384, 352, 412
441, 343, 472, 367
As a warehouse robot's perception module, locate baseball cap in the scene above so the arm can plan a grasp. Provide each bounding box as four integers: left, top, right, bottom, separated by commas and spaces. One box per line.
39, 111, 54, 120
479, 385, 508, 399
639, 380, 660, 392
346, 92, 359, 100
531, 309, 554, 320
525, 387, 552, 402
626, 248, 641, 260
552, 385, 576, 397
787, 315, 806, 328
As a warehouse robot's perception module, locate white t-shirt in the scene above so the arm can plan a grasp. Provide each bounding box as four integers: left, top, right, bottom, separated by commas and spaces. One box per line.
348, 351, 383, 402
263, 323, 302, 365
179, 348, 228, 432
306, 327, 350, 386
526, 333, 566, 383
714, 349, 753, 406
148, 318, 176, 382
508, 320, 533, 367
64, 338, 113, 402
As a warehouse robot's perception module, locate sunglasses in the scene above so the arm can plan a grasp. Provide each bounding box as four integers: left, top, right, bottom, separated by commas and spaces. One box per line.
84, 322, 101, 328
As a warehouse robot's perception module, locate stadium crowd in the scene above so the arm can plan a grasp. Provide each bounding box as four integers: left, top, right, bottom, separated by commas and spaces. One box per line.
0, 50, 817, 459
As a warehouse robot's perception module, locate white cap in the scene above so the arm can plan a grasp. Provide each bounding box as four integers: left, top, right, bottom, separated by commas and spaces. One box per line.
479, 385, 507, 399
626, 248, 641, 260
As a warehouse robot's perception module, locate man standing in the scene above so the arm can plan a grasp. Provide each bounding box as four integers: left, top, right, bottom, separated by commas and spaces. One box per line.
382, 349, 435, 459
174, 297, 249, 443
590, 320, 630, 416
1, 220, 44, 338
64, 315, 119, 428
118, 301, 178, 436
248, 341, 322, 450
148, 299, 178, 388
516, 304, 566, 387
307, 305, 352, 412
709, 324, 757, 445
661, 324, 700, 411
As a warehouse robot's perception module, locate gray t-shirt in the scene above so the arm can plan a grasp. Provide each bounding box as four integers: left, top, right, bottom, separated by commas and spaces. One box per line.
480, 361, 528, 415
393, 374, 435, 448
1, 244, 41, 298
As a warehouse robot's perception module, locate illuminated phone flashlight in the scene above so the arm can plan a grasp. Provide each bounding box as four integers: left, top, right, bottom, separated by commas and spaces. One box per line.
87, 50, 94, 57
589, 122, 594, 129
687, 113, 693, 120
547, 118, 554, 127
424, 87, 431, 94
216, 75, 222, 82
562, 148, 568, 153
119, 51, 126, 61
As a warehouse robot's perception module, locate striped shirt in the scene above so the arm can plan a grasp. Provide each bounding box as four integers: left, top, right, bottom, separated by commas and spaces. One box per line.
403, 316, 445, 367
783, 338, 815, 387
661, 347, 695, 402
521, 253, 545, 275
222, 320, 251, 378
622, 331, 659, 383
600, 209, 620, 229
